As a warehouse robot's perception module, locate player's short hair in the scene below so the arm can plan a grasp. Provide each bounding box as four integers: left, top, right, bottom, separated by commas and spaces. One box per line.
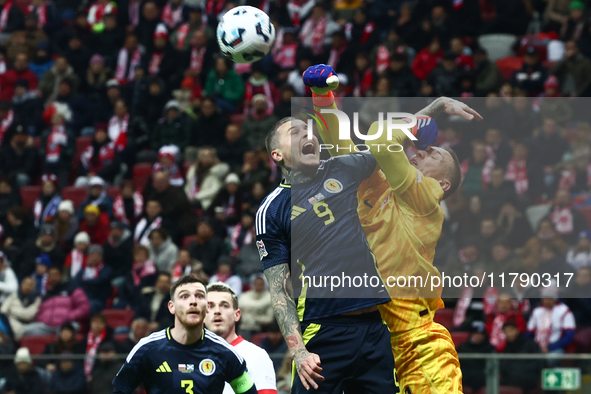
207, 282, 239, 310
442, 147, 461, 200
170, 275, 208, 300
265, 117, 294, 156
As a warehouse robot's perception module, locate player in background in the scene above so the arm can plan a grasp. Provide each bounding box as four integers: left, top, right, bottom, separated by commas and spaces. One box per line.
112, 276, 258, 394
204, 282, 277, 394
304, 64, 482, 394
255, 96, 398, 390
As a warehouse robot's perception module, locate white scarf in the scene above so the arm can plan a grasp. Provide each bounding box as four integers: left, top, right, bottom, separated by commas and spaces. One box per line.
115, 47, 141, 83
134, 216, 163, 246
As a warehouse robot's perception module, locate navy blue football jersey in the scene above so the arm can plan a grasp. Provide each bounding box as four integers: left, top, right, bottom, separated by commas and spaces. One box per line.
255, 152, 388, 322
112, 328, 256, 394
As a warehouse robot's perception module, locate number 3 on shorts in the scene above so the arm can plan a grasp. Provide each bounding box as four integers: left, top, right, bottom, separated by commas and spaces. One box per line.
181, 380, 194, 394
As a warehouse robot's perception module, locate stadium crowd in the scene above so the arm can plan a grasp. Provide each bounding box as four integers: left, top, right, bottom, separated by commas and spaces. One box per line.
0, 0, 589, 392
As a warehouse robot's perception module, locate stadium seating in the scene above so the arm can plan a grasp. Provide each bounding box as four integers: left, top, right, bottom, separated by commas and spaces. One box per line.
106, 186, 120, 199
433, 308, 454, 329
478, 34, 518, 61
250, 333, 268, 346
496, 56, 524, 81
451, 331, 470, 347
61, 186, 88, 210
182, 235, 198, 249
102, 309, 135, 329
132, 163, 153, 193
20, 335, 58, 355
19, 185, 41, 212
114, 333, 129, 343
231, 114, 246, 127
499, 386, 524, 394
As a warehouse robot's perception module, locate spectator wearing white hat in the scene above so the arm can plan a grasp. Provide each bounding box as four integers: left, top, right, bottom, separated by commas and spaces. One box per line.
209, 172, 243, 226
63, 231, 90, 280
54, 200, 79, 251
0, 251, 17, 304
241, 93, 279, 149
3, 347, 46, 394
527, 286, 576, 365
77, 176, 114, 220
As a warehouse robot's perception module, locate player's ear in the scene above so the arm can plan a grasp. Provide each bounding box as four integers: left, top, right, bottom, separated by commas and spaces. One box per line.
271, 148, 282, 163
439, 178, 451, 192
168, 299, 175, 314
235, 308, 241, 323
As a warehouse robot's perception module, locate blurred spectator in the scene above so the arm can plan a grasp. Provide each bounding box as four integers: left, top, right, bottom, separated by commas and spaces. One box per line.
23, 266, 90, 336
345, 7, 378, 52
500, 321, 544, 391
209, 259, 242, 297
473, 48, 503, 96
564, 266, 591, 330
238, 274, 273, 335
239, 150, 272, 190
12, 78, 44, 134
0, 175, 20, 222
33, 174, 62, 227
133, 199, 175, 246
83, 313, 116, 378
87, 0, 117, 32
527, 287, 576, 363
429, 50, 462, 97
49, 352, 86, 394
135, 1, 160, 53
145, 170, 196, 236
456, 321, 495, 393
150, 100, 192, 151
39, 55, 79, 104
19, 224, 66, 278
108, 98, 130, 152
486, 294, 527, 352
299, 3, 339, 56
171, 249, 193, 282
561, 1, 586, 41
548, 188, 587, 244
553, 40, 591, 97
103, 221, 133, 285
567, 230, 591, 270
411, 37, 443, 81
88, 341, 121, 394
504, 140, 542, 204
287, 47, 313, 96
324, 30, 354, 76
63, 231, 89, 281
31, 254, 50, 296
119, 317, 149, 353
460, 141, 487, 197
76, 124, 122, 186
112, 180, 143, 227
82, 53, 109, 96
139, 77, 167, 130
242, 94, 278, 150
482, 168, 515, 214
185, 147, 230, 212
209, 173, 243, 227
244, 62, 279, 115
204, 56, 244, 114
73, 244, 112, 314
153, 145, 184, 187
0, 276, 40, 340
3, 347, 45, 394
148, 227, 178, 272
192, 96, 229, 147
137, 272, 173, 332
116, 245, 157, 309
488, 239, 525, 277
495, 200, 532, 249
455, 195, 485, 242
41, 108, 74, 188
217, 123, 250, 171
172, 8, 212, 52
1, 53, 38, 101
0, 125, 38, 186
386, 52, 418, 98
260, 321, 288, 373
78, 176, 114, 218
3, 206, 35, 260
536, 243, 572, 278
188, 219, 227, 276
510, 47, 548, 97
40, 322, 85, 372
54, 200, 78, 251
521, 218, 569, 274
147, 24, 180, 85
79, 204, 110, 245
114, 34, 141, 85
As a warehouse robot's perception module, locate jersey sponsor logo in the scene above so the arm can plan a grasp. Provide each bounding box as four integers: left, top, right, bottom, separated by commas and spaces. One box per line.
256, 240, 268, 260
155, 361, 172, 372
308, 192, 325, 205
199, 359, 216, 376
178, 364, 194, 373
291, 205, 307, 220
324, 178, 343, 193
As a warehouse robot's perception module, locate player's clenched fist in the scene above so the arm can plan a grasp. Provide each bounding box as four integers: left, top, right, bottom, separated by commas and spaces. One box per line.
302, 64, 339, 96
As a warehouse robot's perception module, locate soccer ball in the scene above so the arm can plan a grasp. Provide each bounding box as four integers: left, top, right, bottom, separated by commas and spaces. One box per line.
216, 6, 276, 64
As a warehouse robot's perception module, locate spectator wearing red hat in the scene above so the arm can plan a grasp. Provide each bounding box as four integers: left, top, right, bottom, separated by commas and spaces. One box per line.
79, 204, 110, 245
76, 123, 121, 186
152, 145, 184, 187
87, 0, 117, 32
34, 174, 62, 228
0, 52, 38, 101
146, 23, 180, 85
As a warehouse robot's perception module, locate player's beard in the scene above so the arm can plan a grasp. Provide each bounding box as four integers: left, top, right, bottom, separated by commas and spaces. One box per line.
178, 307, 206, 329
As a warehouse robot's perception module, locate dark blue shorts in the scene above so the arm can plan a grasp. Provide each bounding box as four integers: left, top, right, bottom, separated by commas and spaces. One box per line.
292, 311, 400, 394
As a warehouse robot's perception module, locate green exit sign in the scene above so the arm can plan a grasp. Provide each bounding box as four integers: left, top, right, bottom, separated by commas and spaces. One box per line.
542, 368, 581, 390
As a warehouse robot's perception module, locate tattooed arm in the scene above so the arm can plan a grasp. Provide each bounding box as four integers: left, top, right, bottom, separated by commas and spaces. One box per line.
264, 264, 324, 390
416, 97, 483, 120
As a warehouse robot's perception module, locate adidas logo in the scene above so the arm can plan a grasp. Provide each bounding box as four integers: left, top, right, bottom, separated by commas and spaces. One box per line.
156, 361, 172, 372
291, 206, 306, 220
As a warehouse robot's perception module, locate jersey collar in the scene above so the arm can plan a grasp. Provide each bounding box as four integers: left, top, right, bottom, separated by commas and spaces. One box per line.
229, 335, 244, 346
166, 326, 205, 349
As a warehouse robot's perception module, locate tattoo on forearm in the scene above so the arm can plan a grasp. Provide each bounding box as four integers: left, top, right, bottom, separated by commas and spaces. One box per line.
264, 264, 304, 356
415, 97, 445, 118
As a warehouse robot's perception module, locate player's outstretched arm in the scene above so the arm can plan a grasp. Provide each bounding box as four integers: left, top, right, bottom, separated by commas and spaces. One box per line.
264, 264, 324, 390
303, 64, 355, 157
416, 97, 483, 121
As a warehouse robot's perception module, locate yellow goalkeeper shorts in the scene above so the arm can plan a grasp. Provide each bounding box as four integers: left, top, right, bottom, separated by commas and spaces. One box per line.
391, 321, 463, 394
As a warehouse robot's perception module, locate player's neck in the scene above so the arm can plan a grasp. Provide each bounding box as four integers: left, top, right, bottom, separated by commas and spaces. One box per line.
170, 323, 204, 345
224, 329, 238, 344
